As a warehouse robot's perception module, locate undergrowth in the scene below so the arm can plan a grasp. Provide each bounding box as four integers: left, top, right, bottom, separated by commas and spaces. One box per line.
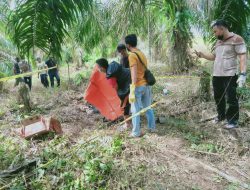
1, 135, 124, 189
73, 70, 92, 86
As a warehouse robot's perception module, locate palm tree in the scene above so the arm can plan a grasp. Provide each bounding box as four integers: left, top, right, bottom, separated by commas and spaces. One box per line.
7, 0, 250, 72
159, 0, 194, 73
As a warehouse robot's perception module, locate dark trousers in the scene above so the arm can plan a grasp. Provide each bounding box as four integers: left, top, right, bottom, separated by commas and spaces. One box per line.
49, 71, 60, 87
24, 76, 32, 90
40, 74, 49, 88
212, 75, 239, 124
120, 95, 131, 116
14, 77, 23, 87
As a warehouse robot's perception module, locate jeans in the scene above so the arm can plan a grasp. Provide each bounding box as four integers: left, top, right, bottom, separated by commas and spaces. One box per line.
24, 76, 32, 90
49, 71, 60, 87
40, 74, 49, 88
212, 75, 239, 124
131, 85, 155, 136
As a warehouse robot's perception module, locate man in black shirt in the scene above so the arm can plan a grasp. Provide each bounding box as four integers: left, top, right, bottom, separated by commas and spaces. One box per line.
19, 59, 32, 90
117, 44, 129, 68
45, 57, 60, 87
96, 58, 131, 129
13, 57, 23, 86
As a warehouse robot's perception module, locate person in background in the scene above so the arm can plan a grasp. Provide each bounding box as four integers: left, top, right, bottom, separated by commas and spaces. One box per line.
125, 34, 156, 137
117, 44, 129, 68
13, 57, 23, 86
45, 57, 60, 87
37, 57, 49, 88
195, 19, 247, 129
96, 58, 132, 129
19, 59, 32, 90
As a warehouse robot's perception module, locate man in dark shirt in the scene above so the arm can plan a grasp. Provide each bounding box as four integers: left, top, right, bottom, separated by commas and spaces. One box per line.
19, 59, 32, 90
96, 58, 131, 129
13, 57, 23, 86
45, 57, 60, 87
117, 44, 129, 68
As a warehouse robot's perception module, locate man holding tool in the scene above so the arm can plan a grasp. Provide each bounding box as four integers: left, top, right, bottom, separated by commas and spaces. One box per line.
37, 57, 49, 88
45, 57, 60, 87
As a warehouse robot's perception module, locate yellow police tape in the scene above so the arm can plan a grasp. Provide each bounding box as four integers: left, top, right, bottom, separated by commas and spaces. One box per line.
0, 66, 57, 82
0, 73, 199, 189
113, 101, 160, 129
156, 75, 200, 79
0, 67, 200, 83
113, 90, 181, 130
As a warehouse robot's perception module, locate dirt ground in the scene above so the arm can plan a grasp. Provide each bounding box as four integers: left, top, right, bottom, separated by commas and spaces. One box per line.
0, 64, 250, 190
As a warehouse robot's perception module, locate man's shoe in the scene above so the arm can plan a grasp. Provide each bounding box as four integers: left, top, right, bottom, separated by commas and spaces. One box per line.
212, 117, 226, 124
117, 124, 130, 132
224, 123, 238, 129
128, 132, 144, 138
147, 128, 157, 133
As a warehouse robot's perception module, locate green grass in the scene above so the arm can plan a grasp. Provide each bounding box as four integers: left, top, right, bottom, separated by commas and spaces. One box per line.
1, 135, 124, 189
226, 183, 240, 190
0, 135, 28, 171
243, 100, 250, 110
73, 69, 92, 86
191, 143, 224, 153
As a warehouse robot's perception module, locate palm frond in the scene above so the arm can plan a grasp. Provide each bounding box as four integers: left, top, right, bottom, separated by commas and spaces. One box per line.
8, 0, 93, 59
196, 0, 250, 44
72, 0, 150, 56
211, 0, 250, 38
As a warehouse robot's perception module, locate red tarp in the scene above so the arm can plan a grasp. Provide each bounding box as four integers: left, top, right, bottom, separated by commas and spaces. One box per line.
84, 66, 122, 121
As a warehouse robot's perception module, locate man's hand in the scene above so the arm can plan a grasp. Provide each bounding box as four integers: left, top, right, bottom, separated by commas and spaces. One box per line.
237, 73, 247, 87
56, 64, 59, 72
129, 84, 136, 103
194, 50, 204, 58
194, 50, 215, 61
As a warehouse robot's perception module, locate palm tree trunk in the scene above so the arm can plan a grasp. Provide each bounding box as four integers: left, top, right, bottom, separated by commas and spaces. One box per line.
148, 3, 152, 62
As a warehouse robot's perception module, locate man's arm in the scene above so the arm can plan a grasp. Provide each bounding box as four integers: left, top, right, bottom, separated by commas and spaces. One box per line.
130, 64, 137, 84
127, 53, 138, 103
45, 65, 48, 74
128, 64, 137, 103
107, 77, 118, 90
195, 50, 215, 61
56, 64, 59, 72
237, 53, 247, 87
238, 54, 247, 73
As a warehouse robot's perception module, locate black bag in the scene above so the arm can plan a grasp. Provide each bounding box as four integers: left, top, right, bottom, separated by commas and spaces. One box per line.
134, 52, 156, 86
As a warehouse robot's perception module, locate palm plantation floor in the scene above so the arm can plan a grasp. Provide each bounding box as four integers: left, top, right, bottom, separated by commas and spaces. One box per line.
0, 64, 250, 190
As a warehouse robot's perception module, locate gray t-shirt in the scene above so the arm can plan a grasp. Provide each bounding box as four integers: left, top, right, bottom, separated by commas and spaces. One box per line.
213, 33, 247, 76
37, 62, 47, 74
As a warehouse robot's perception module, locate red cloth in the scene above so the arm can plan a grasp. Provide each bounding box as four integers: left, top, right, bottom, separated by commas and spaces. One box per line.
107, 77, 118, 89
84, 66, 122, 121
